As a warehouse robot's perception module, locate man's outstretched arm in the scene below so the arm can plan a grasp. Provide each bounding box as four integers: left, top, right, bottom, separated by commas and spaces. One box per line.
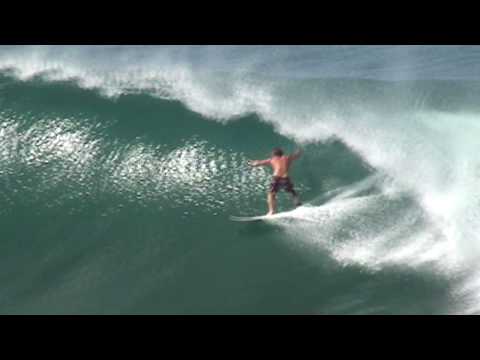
289, 148, 303, 161
249, 159, 271, 167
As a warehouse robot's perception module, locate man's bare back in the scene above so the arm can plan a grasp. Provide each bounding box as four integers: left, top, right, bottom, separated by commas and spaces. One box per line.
249, 147, 302, 215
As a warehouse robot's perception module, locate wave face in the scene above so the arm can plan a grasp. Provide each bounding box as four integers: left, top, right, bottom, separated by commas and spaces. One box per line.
1, 46, 480, 314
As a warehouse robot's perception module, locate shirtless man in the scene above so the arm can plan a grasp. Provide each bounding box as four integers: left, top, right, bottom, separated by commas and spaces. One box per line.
249, 147, 302, 215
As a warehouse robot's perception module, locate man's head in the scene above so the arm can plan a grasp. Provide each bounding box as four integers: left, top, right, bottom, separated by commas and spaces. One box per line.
272, 147, 284, 157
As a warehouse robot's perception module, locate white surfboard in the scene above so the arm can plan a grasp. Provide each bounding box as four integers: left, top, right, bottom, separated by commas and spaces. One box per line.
229, 211, 295, 222
230, 203, 308, 222
229, 215, 271, 222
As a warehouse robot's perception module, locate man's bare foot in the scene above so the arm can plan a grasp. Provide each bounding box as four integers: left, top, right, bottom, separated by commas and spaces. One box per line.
266, 211, 275, 216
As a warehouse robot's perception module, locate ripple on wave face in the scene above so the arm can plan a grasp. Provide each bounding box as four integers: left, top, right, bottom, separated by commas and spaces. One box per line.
107, 139, 275, 213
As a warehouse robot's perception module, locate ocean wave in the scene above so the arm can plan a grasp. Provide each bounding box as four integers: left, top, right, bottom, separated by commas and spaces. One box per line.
2, 46, 480, 313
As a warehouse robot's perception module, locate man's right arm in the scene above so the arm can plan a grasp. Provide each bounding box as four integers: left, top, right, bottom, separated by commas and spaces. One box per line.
249, 159, 271, 167
289, 148, 303, 161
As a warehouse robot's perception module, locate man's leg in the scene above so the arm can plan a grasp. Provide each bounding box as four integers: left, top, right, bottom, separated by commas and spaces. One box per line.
291, 192, 302, 207
286, 181, 302, 207
267, 191, 277, 215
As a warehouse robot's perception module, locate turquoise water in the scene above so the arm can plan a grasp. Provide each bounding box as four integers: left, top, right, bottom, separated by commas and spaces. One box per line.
1, 46, 480, 314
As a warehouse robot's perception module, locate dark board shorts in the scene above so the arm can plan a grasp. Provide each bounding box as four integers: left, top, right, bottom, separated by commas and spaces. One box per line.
269, 176, 297, 195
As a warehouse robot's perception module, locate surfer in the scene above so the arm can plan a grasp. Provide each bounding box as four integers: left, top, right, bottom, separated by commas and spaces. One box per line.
249, 148, 302, 215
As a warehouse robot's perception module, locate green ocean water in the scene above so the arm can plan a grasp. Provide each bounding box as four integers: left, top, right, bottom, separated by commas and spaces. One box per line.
2, 46, 480, 314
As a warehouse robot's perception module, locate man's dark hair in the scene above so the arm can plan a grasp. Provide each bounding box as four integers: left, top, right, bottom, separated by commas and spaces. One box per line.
272, 147, 284, 156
